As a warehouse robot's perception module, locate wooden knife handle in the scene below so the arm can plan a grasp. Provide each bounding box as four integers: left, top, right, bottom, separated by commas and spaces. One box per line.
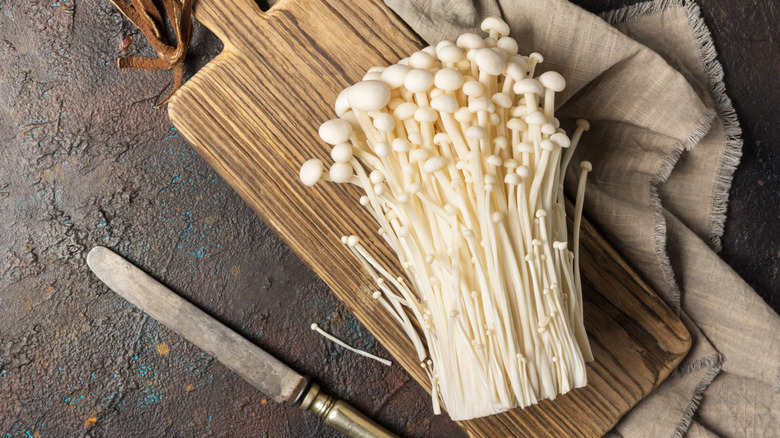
299, 383, 398, 438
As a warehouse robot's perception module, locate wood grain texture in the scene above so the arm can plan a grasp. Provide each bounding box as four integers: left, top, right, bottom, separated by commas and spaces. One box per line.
166, 0, 691, 435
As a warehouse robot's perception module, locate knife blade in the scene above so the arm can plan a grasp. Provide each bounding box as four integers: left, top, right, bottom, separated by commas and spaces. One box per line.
87, 246, 397, 438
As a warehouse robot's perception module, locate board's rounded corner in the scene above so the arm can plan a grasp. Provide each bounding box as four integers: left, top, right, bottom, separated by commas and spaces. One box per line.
166, 50, 234, 125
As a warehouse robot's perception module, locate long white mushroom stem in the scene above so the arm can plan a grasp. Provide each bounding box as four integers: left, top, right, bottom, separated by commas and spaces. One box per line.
310, 323, 393, 366
300, 16, 593, 421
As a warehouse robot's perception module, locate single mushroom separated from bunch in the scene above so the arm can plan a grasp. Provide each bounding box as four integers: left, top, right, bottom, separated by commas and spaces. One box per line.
300, 17, 594, 421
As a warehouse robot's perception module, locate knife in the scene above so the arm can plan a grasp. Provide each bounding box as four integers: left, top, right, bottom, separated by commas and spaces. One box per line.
87, 246, 397, 438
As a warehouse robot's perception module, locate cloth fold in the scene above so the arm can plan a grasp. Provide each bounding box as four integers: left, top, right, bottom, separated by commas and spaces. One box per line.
383, 0, 780, 435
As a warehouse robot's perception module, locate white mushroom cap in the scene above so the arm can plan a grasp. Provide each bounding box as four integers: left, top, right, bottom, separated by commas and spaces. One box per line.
463, 80, 485, 97
409, 51, 436, 70
465, 126, 487, 139
392, 138, 411, 152
404, 69, 434, 93
516, 165, 531, 178
506, 118, 525, 131
319, 118, 353, 145
540, 139, 555, 151
491, 47, 508, 62
380, 64, 411, 89
456, 32, 485, 50
509, 55, 529, 70
299, 158, 324, 186
329, 162, 353, 183
483, 37, 497, 48
430, 94, 459, 113
393, 101, 419, 120
580, 161, 593, 171
422, 45, 437, 56
408, 132, 423, 145
525, 111, 547, 125
423, 157, 446, 173
511, 105, 528, 118
576, 119, 591, 130
330, 143, 353, 163
504, 173, 521, 185
437, 44, 464, 64
513, 78, 544, 95
456, 58, 472, 71
480, 17, 510, 37
334, 87, 352, 117
373, 142, 390, 157
496, 37, 518, 55
434, 68, 464, 91
369, 170, 385, 184
468, 97, 495, 113
373, 113, 396, 132
348, 80, 391, 111
491, 92, 512, 109
454, 107, 474, 123
505, 61, 526, 81
433, 133, 450, 144
539, 71, 566, 92
493, 136, 507, 150
550, 132, 571, 148
414, 107, 438, 123
436, 40, 455, 52
474, 48, 505, 76
541, 123, 556, 135
409, 148, 430, 162
529, 52, 544, 63
363, 71, 383, 81
486, 155, 503, 166
387, 97, 404, 110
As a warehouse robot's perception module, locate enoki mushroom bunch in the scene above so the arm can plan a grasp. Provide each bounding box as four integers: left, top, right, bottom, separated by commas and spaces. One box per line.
300, 17, 594, 420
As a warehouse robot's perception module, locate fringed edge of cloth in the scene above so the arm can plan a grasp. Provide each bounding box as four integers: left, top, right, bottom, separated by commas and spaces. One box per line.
602, 0, 743, 253
671, 353, 726, 438
601, 1, 745, 436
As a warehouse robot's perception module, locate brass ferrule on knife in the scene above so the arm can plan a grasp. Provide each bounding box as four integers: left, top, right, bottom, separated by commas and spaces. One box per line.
87, 246, 398, 438
296, 382, 398, 438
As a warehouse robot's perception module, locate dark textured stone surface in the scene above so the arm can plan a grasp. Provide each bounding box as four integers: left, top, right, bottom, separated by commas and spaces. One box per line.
0, 0, 776, 437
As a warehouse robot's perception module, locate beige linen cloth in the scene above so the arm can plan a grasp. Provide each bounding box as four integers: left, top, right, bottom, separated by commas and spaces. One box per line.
382, 0, 780, 436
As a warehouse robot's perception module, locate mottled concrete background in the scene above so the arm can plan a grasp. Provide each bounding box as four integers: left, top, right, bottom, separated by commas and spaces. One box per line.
0, 0, 776, 437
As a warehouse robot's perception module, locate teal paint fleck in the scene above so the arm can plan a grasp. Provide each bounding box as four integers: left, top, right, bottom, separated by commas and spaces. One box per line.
138, 388, 162, 407
164, 127, 179, 140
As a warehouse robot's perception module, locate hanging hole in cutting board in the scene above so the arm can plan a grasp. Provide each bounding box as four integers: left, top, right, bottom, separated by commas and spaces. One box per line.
186, 22, 225, 74
186, 0, 279, 76
255, 0, 275, 11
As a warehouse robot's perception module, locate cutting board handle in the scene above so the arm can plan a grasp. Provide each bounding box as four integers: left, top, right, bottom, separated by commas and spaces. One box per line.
192, 0, 271, 49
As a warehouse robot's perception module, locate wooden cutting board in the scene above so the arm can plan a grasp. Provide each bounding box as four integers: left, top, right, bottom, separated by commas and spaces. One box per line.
167, 0, 691, 435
